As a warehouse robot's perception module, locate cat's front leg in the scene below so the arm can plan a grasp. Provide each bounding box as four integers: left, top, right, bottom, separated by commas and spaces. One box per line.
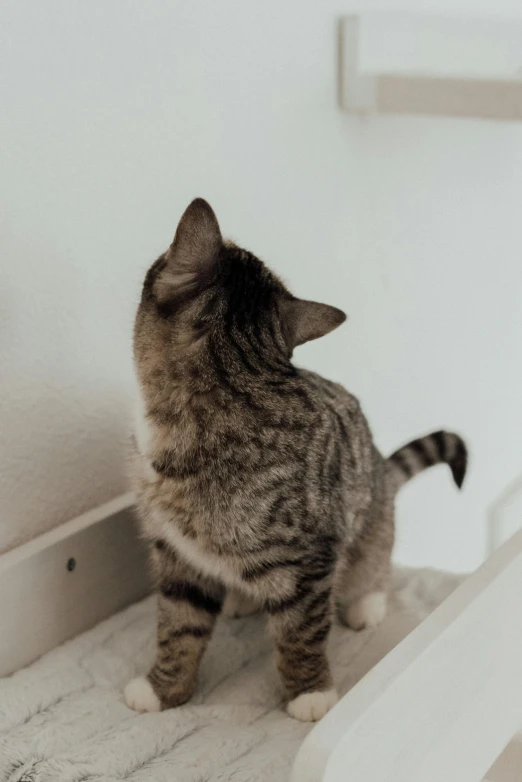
124, 542, 224, 712
266, 581, 338, 722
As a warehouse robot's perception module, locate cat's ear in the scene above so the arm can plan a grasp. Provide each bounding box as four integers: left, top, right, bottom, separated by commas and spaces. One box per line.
281, 298, 347, 348
158, 198, 222, 296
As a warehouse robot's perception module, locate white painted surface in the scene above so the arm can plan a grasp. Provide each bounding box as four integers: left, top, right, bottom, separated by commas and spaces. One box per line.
341, 15, 522, 119
2, 1, 522, 570
291, 526, 522, 782
0, 493, 151, 676
488, 472, 522, 553
356, 13, 522, 79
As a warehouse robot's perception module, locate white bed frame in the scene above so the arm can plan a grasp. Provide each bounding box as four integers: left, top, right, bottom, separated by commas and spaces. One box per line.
0, 493, 150, 677
2, 488, 522, 781
291, 524, 522, 782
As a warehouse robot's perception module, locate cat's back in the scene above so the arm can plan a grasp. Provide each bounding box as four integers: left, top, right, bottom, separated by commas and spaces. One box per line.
298, 368, 375, 476
298, 368, 365, 424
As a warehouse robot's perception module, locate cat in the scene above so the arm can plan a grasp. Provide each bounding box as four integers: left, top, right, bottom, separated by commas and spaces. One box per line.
124, 198, 467, 722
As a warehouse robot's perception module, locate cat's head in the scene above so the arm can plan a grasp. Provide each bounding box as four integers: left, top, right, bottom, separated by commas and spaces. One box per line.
134, 199, 346, 387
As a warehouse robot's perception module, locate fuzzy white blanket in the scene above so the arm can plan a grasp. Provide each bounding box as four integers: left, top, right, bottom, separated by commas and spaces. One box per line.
0, 567, 462, 782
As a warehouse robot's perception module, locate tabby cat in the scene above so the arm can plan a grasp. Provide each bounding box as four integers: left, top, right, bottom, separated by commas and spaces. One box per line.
124, 199, 466, 722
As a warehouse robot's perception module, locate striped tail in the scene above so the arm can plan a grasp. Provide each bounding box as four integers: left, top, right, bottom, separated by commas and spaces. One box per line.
388, 430, 467, 492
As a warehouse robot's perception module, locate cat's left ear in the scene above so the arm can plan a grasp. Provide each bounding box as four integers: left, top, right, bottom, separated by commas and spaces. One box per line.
281, 297, 347, 349
156, 198, 222, 299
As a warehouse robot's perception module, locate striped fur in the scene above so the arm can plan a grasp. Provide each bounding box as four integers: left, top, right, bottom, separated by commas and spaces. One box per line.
124, 199, 467, 721
148, 545, 224, 708
389, 430, 467, 490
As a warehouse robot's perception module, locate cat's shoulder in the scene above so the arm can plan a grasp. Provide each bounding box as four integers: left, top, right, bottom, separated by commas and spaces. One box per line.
297, 368, 361, 409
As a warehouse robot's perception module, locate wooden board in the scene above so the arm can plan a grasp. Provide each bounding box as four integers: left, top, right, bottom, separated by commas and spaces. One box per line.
0, 493, 152, 676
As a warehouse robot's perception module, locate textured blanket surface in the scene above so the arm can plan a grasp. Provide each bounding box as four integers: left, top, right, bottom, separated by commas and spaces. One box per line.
0, 568, 462, 782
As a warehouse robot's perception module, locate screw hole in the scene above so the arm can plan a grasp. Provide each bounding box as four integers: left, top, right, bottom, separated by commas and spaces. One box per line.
67, 557, 76, 572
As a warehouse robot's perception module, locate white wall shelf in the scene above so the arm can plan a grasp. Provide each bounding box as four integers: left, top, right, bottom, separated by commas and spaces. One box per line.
339, 13, 522, 120
0, 493, 151, 677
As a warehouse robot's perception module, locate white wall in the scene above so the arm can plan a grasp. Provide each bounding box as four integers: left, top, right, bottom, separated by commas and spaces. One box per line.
1, 0, 522, 571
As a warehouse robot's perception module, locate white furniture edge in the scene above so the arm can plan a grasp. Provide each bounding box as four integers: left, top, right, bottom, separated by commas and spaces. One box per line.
291, 525, 522, 782
488, 471, 522, 554
339, 14, 522, 120
0, 492, 151, 677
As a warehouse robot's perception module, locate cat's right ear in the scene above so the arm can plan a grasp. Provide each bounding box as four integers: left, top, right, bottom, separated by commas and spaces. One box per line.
281, 297, 347, 349
156, 198, 222, 298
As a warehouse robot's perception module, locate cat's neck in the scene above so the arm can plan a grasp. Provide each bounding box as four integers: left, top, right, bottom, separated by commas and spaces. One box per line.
135, 323, 296, 444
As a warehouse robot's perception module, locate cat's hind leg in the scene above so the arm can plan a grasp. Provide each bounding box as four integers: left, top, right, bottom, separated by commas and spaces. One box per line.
335, 504, 394, 631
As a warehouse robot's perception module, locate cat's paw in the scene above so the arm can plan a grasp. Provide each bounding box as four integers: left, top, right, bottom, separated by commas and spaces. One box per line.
286, 688, 338, 722
222, 591, 260, 618
344, 591, 387, 631
124, 676, 161, 712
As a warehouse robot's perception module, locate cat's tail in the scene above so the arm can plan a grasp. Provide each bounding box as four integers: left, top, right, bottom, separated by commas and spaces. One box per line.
388, 430, 467, 493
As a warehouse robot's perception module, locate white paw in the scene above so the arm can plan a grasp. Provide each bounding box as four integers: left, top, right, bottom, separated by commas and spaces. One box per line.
124, 676, 161, 713
222, 591, 259, 618
287, 688, 338, 722
345, 591, 387, 631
